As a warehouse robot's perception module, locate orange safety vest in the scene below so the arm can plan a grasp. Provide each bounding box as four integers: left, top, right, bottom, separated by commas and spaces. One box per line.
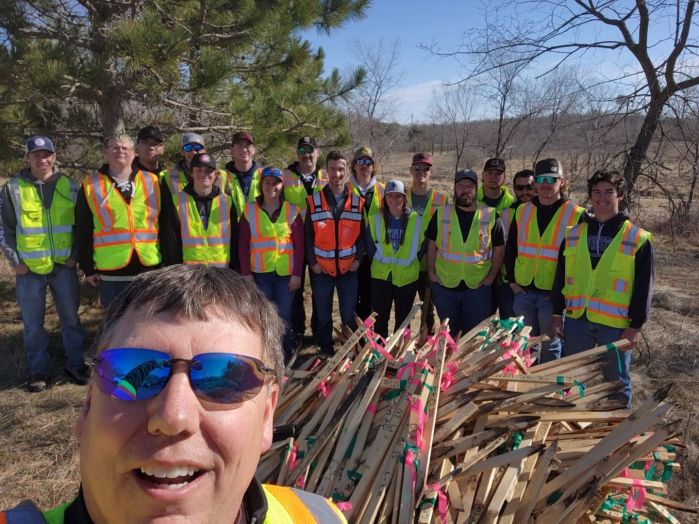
307, 190, 364, 276
245, 201, 299, 276
83, 170, 161, 271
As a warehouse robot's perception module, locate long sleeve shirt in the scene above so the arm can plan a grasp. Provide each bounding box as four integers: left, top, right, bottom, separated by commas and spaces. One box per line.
550, 211, 654, 329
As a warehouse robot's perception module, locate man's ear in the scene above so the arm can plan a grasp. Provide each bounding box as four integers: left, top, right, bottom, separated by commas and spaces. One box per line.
74, 382, 94, 441
260, 381, 280, 453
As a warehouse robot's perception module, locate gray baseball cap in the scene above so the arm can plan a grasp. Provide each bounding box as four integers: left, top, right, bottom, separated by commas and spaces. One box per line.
181, 132, 205, 147
384, 179, 406, 196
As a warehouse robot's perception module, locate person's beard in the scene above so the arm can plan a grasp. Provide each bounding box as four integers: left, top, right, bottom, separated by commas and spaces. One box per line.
455, 192, 473, 208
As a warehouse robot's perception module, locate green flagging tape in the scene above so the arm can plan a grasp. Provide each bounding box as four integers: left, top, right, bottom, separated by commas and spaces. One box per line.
663, 444, 676, 453
547, 489, 563, 505
661, 462, 674, 482
332, 492, 350, 501
383, 388, 402, 400
512, 432, 523, 450
645, 461, 657, 481
307, 435, 316, 448
574, 380, 586, 397
606, 343, 623, 373
345, 434, 357, 459
556, 375, 565, 385
476, 330, 488, 338
347, 469, 362, 481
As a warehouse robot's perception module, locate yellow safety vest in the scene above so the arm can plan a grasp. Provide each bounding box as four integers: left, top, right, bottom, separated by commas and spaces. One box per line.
435, 204, 496, 289
283, 168, 327, 208
349, 180, 384, 216
498, 205, 517, 281
83, 170, 161, 271
369, 211, 422, 287
8, 175, 76, 275
225, 166, 263, 217
245, 201, 299, 276
263, 484, 347, 523
562, 221, 651, 329
174, 190, 232, 267
165, 165, 228, 197
477, 185, 516, 212
407, 188, 447, 271
514, 200, 584, 291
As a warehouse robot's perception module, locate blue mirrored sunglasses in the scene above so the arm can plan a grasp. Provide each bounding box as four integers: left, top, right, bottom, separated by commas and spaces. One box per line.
355, 158, 374, 167
182, 143, 205, 153
535, 175, 558, 184
94, 348, 274, 404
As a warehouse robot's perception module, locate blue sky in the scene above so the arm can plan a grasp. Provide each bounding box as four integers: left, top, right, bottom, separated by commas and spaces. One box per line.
303, 1, 677, 124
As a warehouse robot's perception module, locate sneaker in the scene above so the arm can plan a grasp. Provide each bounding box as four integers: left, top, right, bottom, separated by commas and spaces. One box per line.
28, 375, 48, 393
65, 365, 90, 386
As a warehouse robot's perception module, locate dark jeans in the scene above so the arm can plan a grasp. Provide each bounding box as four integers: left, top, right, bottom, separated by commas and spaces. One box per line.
370, 278, 419, 338
416, 271, 436, 334
513, 289, 562, 364
496, 280, 516, 319
432, 282, 492, 338
16, 264, 86, 376
98, 279, 132, 309
311, 270, 358, 354
253, 272, 295, 360
563, 316, 632, 408
355, 256, 372, 322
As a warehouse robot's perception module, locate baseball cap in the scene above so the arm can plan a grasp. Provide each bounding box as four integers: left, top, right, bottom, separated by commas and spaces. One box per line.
181, 132, 205, 147
297, 137, 317, 149
261, 167, 283, 180
483, 158, 506, 172
384, 180, 406, 196
353, 146, 374, 160
412, 152, 433, 166
26, 136, 55, 154
190, 153, 217, 170
534, 158, 563, 178
455, 169, 478, 185
137, 126, 164, 143
232, 131, 254, 144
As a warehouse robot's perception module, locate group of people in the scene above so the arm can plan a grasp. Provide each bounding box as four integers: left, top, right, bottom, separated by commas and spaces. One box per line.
1, 128, 653, 409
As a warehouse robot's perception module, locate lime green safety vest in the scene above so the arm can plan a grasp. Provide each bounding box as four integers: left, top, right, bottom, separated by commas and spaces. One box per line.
174, 190, 232, 267
498, 205, 517, 281
83, 170, 161, 271
224, 167, 262, 218
435, 204, 496, 289
245, 201, 299, 276
283, 168, 327, 209
369, 211, 422, 287
477, 185, 516, 212
349, 180, 384, 217
514, 200, 584, 291
407, 188, 447, 271
8, 175, 77, 275
562, 221, 651, 329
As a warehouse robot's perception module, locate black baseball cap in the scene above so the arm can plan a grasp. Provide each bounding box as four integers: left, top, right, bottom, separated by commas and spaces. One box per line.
483, 158, 506, 172
190, 153, 217, 170
534, 158, 563, 178
455, 169, 478, 185
297, 137, 317, 149
137, 126, 164, 143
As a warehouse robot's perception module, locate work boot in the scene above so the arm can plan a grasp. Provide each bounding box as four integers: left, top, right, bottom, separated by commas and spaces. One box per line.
28, 375, 48, 393
65, 365, 90, 386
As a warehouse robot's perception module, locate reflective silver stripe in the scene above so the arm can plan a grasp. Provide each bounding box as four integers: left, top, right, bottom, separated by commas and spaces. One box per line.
88, 173, 114, 227
439, 251, 489, 263
566, 297, 586, 309
621, 224, 640, 255
588, 298, 629, 318
134, 232, 157, 242
439, 205, 453, 253
93, 232, 132, 245
139, 171, 159, 218
312, 191, 322, 208
517, 203, 535, 245
251, 240, 277, 249
554, 201, 577, 247
339, 211, 363, 221
614, 279, 627, 292
182, 238, 207, 246
338, 246, 357, 257
16, 249, 52, 259
314, 247, 336, 258
290, 487, 345, 524
247, 202, 260, 238
16, 224, 72, 235
311, 210, 333, 222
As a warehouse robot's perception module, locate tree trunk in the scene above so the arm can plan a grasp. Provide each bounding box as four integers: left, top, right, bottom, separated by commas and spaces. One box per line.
99, 86, 126, 138
623, 96, 668, 193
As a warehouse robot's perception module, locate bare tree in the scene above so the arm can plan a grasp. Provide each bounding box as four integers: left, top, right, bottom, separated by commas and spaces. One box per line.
428, 0, 699, 193
430, 82, 478, 171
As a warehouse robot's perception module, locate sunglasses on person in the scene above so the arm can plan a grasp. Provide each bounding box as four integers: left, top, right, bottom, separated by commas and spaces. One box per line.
514, 184, 533, 191
297, 145, 315, 155
94, 347, 274, 404
355, 158, 374, 167
182, 143, 205, 153
535, 175, 558, 184
412, 164, 430, 172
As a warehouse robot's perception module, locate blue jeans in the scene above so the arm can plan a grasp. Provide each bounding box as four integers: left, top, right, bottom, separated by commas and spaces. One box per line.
497, 280, 516, 319
432, 283, 492, 337
563, 316, 632, 407
253, 272, 295, 360
310, 270, 358, 354
16, 264, 86, 376
512, 289, 562, 363
99, 279, 132, 309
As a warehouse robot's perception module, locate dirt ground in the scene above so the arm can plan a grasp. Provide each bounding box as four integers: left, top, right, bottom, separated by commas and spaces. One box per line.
1, 154, 698, 516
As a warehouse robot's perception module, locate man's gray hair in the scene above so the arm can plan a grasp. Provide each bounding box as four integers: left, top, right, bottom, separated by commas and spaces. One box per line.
95, 265, 285, 378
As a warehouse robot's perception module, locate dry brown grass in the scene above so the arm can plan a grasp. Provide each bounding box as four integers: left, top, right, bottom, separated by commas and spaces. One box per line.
1, 157, 698, 517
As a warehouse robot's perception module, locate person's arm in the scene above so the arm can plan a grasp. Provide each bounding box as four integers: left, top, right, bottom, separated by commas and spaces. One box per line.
290, 213, 304, 277
551, 240, 567, 316
237, 214, 252, 276
365, 219, 376, 260
75, 184, 97, 277
628, 239, 654, 330
354, 217, 366, 261
504, 218, 518, 283
481, 220, 505, 285
158, 182, 183, 266
228, 205, 240, 272
0, 184, 22, 269
304, 211, 318, 269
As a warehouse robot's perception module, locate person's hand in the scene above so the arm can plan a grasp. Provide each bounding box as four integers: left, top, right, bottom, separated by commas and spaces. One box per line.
480, 274, 495, 287
621, 327, 641, 349
348, 259, 360, 272
14, 263, 30, 276
509, 282, 525, 295
428, 271, 441, 284
551, 315, 564, 338
65, 258, 77, 269
85, 274, 100, 287
311, 263, 323, 274
288, 275, 302, 291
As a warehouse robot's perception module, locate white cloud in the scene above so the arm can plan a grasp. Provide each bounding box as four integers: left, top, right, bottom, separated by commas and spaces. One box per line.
387, 80, 444, 124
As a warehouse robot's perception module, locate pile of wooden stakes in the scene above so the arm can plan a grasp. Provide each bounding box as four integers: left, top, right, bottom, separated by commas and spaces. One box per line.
257, 304, 695, 523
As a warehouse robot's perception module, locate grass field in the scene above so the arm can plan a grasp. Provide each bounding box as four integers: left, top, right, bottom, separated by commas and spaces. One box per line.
1, 152, 698, 516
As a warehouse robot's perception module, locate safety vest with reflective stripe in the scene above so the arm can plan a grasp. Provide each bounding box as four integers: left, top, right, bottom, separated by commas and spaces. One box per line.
349, 180, 384, 216
498, 205, 517, 281
283, 168, 327, 208
562, 221, 651, 329
369, 211, 422, 287
174, 190, 232, 267
477, 185, 516, 212
408, 188, 447, 271
224, 167, 262, 217
245, 201, 299, 276
263, 484, 347, 523
514, 200, 584, 291
8, 175, 77, 275
435, 204, 496, 289
308, 190, 364, 277
83, 170, 161, 271
165, 166, 228, 197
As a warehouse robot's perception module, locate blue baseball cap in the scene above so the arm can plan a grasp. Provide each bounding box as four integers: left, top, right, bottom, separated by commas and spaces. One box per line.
26, 136, 55, 154
261, 167, 283, 180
